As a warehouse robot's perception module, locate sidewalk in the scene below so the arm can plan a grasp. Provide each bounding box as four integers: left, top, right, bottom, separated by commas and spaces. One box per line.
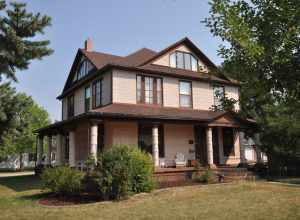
0, 171, 34, 178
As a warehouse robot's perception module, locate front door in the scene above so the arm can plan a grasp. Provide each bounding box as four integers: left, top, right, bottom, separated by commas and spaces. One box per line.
194, 126, 207, 165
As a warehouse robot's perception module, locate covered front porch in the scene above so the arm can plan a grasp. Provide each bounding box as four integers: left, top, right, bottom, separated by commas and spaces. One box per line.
35, 113, 248, 171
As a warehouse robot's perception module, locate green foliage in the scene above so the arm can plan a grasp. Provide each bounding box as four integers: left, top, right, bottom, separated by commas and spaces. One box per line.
93, 146, 155, 200
0, 85, 50, 166
41, 166, 84, 196
194, 169, 217, 184
0, 0, 53, 82
204, 0, 300, 173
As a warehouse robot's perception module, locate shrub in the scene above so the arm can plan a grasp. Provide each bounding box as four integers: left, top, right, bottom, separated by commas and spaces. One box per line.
41, 166, 83, 196
193, 168, 217, 184
95, 145, 155, 200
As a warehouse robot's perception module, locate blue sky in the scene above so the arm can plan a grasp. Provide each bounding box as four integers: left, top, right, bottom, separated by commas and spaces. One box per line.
13, 0, 224, 121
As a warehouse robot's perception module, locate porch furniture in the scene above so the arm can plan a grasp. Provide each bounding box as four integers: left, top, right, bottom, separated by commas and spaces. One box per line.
175, 153, 187, 167
77, 160, 86, 171
159, 158, 166, 168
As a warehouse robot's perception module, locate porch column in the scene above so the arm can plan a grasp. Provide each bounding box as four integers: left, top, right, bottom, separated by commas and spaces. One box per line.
90, 124, 98, 163
46, 135, 52, 165
206, 127, 215, 168
69, 131, 76, 167
152, 124, 159, 167
37, 135, 44, 165
56, 134, 62, 166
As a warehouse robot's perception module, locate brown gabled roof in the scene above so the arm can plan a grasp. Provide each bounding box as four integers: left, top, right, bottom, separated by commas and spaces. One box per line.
59, 37, 238, 99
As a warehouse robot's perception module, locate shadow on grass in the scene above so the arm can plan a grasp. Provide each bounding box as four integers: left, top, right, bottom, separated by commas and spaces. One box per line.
19, 192, 50, 202
0, 175, 42, 192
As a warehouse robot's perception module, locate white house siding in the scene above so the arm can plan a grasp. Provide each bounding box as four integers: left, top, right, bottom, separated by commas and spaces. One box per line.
193, 81, 214, 110
112, 69, 137, 104
74, 86, 85, 116
104, 121, 138, 147
163, 124, 195, 166
163, 77, 179, 107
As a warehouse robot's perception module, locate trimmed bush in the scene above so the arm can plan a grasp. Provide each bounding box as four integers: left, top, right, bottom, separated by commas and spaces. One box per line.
199, 169, 217, 184
95, 145, 155, 200
41, 166, 83, 196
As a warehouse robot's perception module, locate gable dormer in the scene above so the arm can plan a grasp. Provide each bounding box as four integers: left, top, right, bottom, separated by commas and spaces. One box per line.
140, 37, 216, 73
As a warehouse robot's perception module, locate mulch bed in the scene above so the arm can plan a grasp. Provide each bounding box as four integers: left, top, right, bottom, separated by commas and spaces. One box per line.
39, 193, 102, 206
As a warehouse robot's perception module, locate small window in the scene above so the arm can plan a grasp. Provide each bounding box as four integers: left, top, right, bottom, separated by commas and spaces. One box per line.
176, 52, 184, 69
213, 85, 225, 107
85, 86, 91, 112
137, 75, 142, 102
184, 53, 191, 70
93, 79, 102, 108
75, 60, 93, 82
145, 77, 154, 104
67, 95, 74, 118
156, 78, 162, 105
179, 81, 192, 108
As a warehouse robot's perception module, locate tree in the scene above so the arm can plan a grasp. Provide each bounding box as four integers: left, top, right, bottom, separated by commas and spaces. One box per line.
204, 0, 300, 174
0, 0, 53, 82
0, 92, 50, 169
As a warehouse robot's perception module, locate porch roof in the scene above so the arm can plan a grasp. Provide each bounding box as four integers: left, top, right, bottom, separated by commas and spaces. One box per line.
36, 103, 256, 135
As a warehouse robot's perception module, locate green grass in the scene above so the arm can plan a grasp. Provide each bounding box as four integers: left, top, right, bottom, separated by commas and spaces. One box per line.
0, 175, 299, 220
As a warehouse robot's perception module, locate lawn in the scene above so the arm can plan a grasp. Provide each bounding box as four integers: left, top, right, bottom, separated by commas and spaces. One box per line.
0, 175, 299, 220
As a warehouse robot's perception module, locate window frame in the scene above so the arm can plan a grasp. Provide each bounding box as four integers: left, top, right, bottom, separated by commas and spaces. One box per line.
179, 80, 193, 108
92, 78, 103, 109
136, 74, 163, 106
84, 86, 91, 112
67, 94, 74, 118
169, 51, 199, 72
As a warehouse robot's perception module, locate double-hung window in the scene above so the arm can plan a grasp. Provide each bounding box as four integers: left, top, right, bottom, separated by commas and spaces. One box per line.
85, 86, 91, 112
179, 81, 192, 108
93, 79, 102, 108
137, 75, 162, 105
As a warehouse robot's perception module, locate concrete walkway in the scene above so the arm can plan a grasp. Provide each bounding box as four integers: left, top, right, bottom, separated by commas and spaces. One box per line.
0, 171, 34, 178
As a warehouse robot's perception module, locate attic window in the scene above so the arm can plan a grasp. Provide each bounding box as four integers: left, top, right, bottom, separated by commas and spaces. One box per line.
170, 51, 198, 71
74, 59, 93, 82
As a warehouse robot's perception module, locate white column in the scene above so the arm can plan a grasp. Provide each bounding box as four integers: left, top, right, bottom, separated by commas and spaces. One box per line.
152, 125, 159, 167
46, 136, 52, 165
90, 124, 98, 162
206, 127, 214, 167
37, 136, 44, 165
69, 131, 76, 167
56, 134, 62, 166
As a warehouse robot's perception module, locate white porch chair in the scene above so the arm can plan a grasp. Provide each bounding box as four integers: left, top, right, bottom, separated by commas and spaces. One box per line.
159, 158, 166, 168
175, 153, 187, 167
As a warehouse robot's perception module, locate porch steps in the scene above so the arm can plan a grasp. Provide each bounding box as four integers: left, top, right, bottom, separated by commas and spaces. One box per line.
154, 167, 257, 188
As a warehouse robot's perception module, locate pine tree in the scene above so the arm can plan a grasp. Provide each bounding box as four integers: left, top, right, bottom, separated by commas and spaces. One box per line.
0, 0, 53, 82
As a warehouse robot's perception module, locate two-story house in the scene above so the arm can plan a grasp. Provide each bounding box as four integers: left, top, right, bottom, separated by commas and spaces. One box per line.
36, 37, 256, 170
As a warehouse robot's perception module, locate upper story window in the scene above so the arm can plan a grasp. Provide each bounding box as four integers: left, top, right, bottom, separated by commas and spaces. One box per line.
85, 86, 91, 112
92, 79, 102, 108
137, 75, 162, 105
213, 85, 225, 107
179, 81, 192, 108
170, 51, 198, 71
67, 95, 74, 118
73, 60, 93, 82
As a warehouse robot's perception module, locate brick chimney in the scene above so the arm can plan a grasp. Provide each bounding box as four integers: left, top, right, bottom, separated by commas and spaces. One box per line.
84, 38, 93, 51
